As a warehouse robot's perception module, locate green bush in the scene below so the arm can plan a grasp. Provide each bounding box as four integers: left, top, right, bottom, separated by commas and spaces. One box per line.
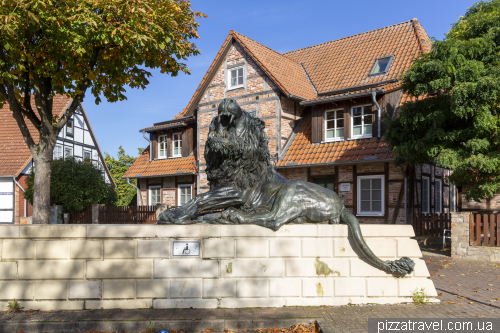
25, 157, 117, 212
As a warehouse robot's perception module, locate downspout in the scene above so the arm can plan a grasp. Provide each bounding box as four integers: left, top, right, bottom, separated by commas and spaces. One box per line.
399, 166, 407, 224
141, 130, 151, 162
126, 178, 142, 206
13, 177, 24, 192
371, 91, 381, 138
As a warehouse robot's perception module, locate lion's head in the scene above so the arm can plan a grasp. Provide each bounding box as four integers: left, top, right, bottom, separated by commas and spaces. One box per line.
204, 98, 274, 190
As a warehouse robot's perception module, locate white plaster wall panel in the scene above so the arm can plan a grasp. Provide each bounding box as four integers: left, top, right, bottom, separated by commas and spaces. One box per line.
203, 279, 236, 297
0, 226, 19, 238
399, 278, 438, 297
3, 240, 34, 259
221, 298, 285, 308
35, 281, 68, 300
361, 225, 415, 237
221, 225, 317, 237
302, 278, 333, 297
397, 239, 423, 258
18, 261, 85, 280
0, 281, 34, 300
220, 259, 283, 278
0, 262, 17, 280
21, 301, 84, 311
203, 239, 235, 258
69, 281, 100, 299
366, 278, 398, 297
171, 279, 202, 298
236, 239, 267, 258
270, 239, 300, 257
366, 238, 397, 258
269, 279, 301, 297
350, 259, 393, 277
84, 131, 93, 146
74, 145, 83, 157
318, 225, 348, 237
155, 225, 220, 238
87, 225, 155, 238
70, 240, 102, 259
154, 260, 218, 278
103, 280, 135, 299
137, 280, 169, 298
333, 238, 359, 257
236, 279, 267, 298
137, 240, 170, 258
154, 299, 217, 309
20, 225, 86, 238
87, 260, 152, 279
36, 241, 69, 259
334, 278, 366, 296
302, 239, 333, 258
86, 299, 152, 310
74, 114, 84, 128
413, 259, 431, 277
286, 259, 349, 277
104, 240, 136, 259
74, 127, 84, 144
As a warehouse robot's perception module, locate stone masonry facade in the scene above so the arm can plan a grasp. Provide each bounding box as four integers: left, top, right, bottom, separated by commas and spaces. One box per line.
0, 224, 436, 311
451, 212, 500, 262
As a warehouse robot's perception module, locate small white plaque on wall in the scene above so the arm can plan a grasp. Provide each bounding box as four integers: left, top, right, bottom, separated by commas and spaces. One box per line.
340, 183, 350, 192
172, 241, 200, 256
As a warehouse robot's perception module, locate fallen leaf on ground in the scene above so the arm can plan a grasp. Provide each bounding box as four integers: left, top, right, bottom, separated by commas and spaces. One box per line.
437, 293, 443, 296
488, 289, 493, 291
457, 303, 464, 305
458, 296, 469, 299
439, 274, 445, 277
447, 301, 456, 304
469, 302, 475, 304
488, 284, 493, 286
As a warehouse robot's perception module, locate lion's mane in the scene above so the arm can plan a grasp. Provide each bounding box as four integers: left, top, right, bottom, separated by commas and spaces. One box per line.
204, 111, 274, 190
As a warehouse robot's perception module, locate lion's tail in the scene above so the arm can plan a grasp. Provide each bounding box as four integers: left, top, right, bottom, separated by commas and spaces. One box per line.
340, 209, 414, 275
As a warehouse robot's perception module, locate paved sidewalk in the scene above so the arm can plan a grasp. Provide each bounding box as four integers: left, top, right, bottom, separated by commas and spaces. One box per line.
1, 252, 499, 333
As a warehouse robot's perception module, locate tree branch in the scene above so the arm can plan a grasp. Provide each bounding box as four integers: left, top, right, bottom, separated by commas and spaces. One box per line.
56, 47, 101, 131
21, 63, 42, 130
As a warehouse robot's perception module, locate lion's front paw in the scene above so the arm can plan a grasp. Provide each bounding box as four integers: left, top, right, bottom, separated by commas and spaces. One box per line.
221, 208, 244, 224
157, 208, 193, 224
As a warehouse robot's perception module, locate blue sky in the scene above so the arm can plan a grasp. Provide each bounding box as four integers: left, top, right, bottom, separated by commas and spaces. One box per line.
85, 0, 476, 159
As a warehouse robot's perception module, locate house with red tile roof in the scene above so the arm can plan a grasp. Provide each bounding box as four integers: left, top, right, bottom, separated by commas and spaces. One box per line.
0, 95, 114, 223
125, 19, 464, 222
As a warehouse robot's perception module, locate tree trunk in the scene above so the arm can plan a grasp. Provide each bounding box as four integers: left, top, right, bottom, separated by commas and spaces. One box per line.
31, 147, 54, 224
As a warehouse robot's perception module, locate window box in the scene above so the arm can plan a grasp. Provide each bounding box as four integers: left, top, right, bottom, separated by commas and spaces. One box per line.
357, 175, 384, 216
227, 65, 245, 90
178, 184, 192, 206
351, 105, 373, 139
324, 109, 344, 142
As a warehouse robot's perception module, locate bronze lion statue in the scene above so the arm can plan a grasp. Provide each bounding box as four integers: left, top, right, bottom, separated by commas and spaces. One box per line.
158, 98, 414, 275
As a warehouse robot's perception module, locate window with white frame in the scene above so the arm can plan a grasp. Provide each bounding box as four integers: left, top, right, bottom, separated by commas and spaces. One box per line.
228, 66, 244, 90
158, 135, 167, 159
53, 145, 63, 160
83, 150, 91, 160
351, 105, 373, 138
450, 184, 457, 212
178, 184, 192, 206
149, 186, 161, 206
357, 175, 384, 216
172, 133, 182, 157
64, 146, 73, 158
435, 179, 442, 213
422, 177, 430, 214
66, 119, 74, 136
325, 109, 344, 141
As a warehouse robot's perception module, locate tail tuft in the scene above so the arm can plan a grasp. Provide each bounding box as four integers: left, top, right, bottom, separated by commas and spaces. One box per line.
384, 257, 415, 275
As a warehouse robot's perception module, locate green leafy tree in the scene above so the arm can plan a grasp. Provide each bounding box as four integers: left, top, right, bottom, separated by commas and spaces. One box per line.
105, 146, 141, 206
25, 157, 117, 212
385, 0, 500, 202
0, 0, 205, 223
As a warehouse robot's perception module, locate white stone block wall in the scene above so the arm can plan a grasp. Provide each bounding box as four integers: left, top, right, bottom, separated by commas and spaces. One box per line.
0, 224, 437, 310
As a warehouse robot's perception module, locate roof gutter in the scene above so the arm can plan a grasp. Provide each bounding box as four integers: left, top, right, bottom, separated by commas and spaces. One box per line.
140, 130, 151, 162
317, 79, 398, 96
300, 89, 384, 106
13, 177, 24, 192
142, 122, 188, 133
288, 94, 306, 101
277, 157, 394, 169
126, 178, 142, 206
122, 172, 197, 180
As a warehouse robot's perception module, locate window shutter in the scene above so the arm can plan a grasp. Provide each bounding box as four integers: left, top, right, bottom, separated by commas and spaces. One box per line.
311, 107, 323, 143
150, 133, 158, 160
167, 133, 172, 158
181, 128, 193, 157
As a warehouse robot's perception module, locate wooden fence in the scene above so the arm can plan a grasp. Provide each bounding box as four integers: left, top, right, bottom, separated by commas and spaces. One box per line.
469, 214, 500, 247
98, 205, 156, 224
413, 213, 451, 237
68, 207, 92, 224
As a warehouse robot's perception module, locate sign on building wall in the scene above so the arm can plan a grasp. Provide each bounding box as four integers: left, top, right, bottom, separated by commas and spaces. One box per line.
340, 183, 350, 192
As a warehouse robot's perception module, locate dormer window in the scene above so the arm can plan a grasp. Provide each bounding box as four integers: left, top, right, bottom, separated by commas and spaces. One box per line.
369, 56, 393, 76
351, 105, 373, 138
228, 65, 244, 90
158, 135, 167, 159
172, 133, 182, 157
324, 109, 344, 141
